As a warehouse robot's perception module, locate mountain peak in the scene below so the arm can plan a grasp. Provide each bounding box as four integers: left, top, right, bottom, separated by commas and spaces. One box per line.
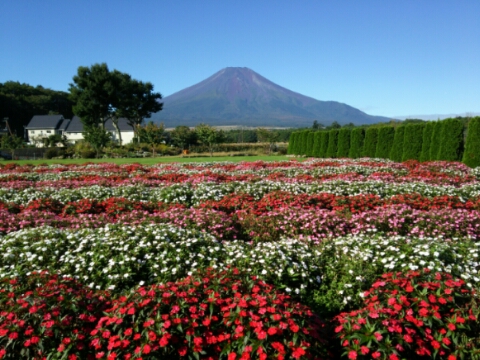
153, 68, 391, 127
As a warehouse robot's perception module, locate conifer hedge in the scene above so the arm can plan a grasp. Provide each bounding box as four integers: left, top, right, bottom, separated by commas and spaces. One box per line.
319, 131, 329, 158
336, 128, 351, 158
362, 127, 379, 158
419, 121, 435, 162
312, 131, 323, 157
402, 123, 425, 161
375, 126, 395, 159
429, 121, 443, 161
325, 130, 339, 158
298, 130, 310, 155
306, 132, 315, 156
463, 117, 480, 167
287, 132, 297, 154
348, 128, 365, 159
390, 126, 405, 162
437, 118, 464, 161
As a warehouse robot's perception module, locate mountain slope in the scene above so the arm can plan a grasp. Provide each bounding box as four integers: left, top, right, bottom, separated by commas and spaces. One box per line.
152, 67, 391, 127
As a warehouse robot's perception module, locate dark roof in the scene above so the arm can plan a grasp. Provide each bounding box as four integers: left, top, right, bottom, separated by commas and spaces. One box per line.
58, 119, 71, 131
25, 115, 64, 129
64, 116, 134, 132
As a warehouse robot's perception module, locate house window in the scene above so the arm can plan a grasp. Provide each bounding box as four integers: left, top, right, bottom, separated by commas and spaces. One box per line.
31, 130, 35, 134
46, 130, 51, 134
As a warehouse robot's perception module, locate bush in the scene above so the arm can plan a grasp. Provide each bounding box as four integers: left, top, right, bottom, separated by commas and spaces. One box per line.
402, 123, 425, 161
44, 147, 59, 159
463, 117, 480, 167
362, 127, 378, 158
348, 128, 365, 159
389, 126, 405, 162
335, 269, 480, 359
375, 127, 395, 159
325, 130, 339, 158
438, 118, 465, 161
337, 128, 351, 158
420, 121, 435, 162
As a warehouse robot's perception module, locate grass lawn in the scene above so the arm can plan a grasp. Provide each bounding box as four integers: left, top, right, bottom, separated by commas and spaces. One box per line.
3, 154, 296, 166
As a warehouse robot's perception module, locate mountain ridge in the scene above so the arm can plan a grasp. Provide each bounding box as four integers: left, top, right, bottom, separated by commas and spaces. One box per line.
152, 67, 392, 127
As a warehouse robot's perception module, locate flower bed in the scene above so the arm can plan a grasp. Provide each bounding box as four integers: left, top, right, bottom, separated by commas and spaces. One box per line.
0, 159, 479, 358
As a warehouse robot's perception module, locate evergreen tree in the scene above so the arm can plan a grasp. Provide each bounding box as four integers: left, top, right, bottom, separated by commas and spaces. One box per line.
437, 118, 464, 161
312, 131, 322, 157
349, 128, 365, 159
306, 131, 315, 156
429, 121, 443, 161
325, 130, 339, 158
337, 128, 351, 158
319, 131, 329, 158
363, 127, 379, 158
402, 123, 425, 161
375, 126, 395, 159
299, 130, 310, 155
390, 126, 405, 162
419, 121, 435, 162
463, 117, 480, 167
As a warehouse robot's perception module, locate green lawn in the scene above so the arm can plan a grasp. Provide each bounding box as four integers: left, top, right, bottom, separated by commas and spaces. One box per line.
3, 155, 297, 166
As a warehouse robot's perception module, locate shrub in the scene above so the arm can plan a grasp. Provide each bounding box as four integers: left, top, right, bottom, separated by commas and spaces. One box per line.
419, 121, 435, 162
402, 123, 425, 161
438, 118, 464, 161
389, 126, 405, 162
463, 117, 480, 167
348, 128, 365, 159
90, 267, 330, 359
362, 127, 379, 158
44, 147, 59, 159
429, 121, 444, 161
319, 131, 329, 158
337, 128, 351, 158
335, 269, 480, 359
375, 127, 395, 159
325, 130, 339, 158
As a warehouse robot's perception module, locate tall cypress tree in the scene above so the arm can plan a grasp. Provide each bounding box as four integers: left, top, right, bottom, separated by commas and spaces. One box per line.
325, 130, 339, 158
390, 126, 405, 162
363, 127, 379, 158
437, 118, 464, 161
319, 131, 329, 158
349, 128, 365, 159
287, 132, 297, 154
298, 130, 310, 155
375, 126, 395, 159
337, 128, 351, 158
419, 121, 435, 162
463, 117, 480, 167
312, 131, 322, 157
429, 121, 443, 161
402, 123, 425, 161
305, 131, 315, 157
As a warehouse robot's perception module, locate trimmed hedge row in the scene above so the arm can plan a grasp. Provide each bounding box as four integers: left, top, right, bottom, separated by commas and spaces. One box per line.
288, 117, 480, 166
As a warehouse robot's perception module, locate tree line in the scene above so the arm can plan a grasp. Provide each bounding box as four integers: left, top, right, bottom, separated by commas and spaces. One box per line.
288, 117, 480, 167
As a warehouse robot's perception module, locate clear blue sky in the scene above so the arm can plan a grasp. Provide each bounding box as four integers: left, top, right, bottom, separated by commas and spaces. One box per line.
1, 1, 479, 118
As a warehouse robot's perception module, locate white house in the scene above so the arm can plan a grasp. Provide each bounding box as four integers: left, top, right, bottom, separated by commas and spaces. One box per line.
25, 115, 136, 145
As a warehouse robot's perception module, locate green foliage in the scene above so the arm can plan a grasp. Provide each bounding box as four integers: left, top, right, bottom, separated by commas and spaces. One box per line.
312, 131, 323, 157
305, 131, 315, 156
402, 123, 425, 161
348, 128, 365, 159
170, 125, 197, 150
137, 121, 166, 156
429, 121, 443, 160
82, 126, 112, 158
195, 123, 226, 156
374, 126, 395, 159
419, 121, 435, 162
287, 131, 296, 154
0, 134, 24, 158
389, 126, 405, 162
325, 129, 339, 158
438, 118, 465, 161
336, 128, 351, 158
318, 131, 329, 158
362, 127, 378, 158
298, 130, 310, 155
463, 117, 480, 167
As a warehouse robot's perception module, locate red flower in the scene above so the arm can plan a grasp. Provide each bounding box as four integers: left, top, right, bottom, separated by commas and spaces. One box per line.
348, 350, 357, 359
292, 347, 306, 359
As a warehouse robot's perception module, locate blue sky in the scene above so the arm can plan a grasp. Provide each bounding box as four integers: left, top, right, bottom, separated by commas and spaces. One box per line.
1, 1, 479, 118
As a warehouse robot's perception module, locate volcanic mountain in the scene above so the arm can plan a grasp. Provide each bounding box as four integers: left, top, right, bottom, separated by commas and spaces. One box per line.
152, 67, 391, 128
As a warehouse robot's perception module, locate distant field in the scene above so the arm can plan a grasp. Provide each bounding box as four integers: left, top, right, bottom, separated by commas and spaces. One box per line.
3, 154, 294, 166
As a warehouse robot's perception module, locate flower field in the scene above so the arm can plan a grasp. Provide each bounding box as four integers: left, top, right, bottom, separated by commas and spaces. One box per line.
0, 158, 480, 359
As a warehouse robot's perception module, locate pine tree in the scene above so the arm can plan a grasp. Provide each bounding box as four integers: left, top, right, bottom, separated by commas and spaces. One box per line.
312, 131, 323, 157
319, 131, 329, 158
305, 131, 315, 157
363, 127, 379, 158
419, 122, 435, 162
337, 128, 351, 158
437, 118, 464, 161
325, 130, 339, 158
429, 121, 443, 161
402, 123, 425, 161
287, 132, 297, 154
375, 126, 395, 159
349, 128, 365, 159
390, 126, 405, 162
463, 117, 480, 167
